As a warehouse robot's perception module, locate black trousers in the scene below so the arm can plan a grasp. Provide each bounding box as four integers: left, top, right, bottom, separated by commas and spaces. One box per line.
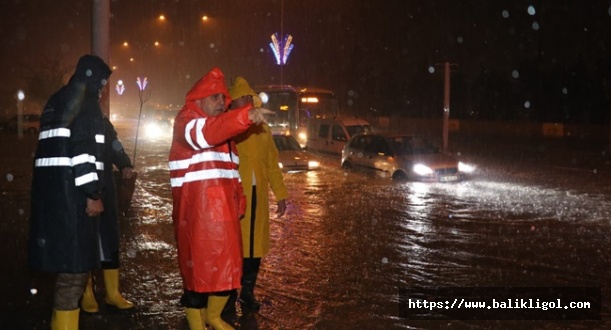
180, 290, 232, 308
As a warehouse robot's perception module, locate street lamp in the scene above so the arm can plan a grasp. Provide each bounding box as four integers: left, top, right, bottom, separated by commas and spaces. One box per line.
115, 80, 125, 95
269, 33, 294, 87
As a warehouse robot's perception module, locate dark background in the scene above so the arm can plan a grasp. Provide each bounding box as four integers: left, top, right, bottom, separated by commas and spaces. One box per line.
0, 0, 610, 123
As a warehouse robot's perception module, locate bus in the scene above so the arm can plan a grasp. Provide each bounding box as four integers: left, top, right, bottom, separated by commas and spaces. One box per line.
254, 85, 340, 147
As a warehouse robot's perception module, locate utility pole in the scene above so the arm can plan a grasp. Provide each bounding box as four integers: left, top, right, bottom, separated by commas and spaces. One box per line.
605, 78, 611, 154
442, 62, 450, 152
92, 0, 110, 117
435, 61, 457, 152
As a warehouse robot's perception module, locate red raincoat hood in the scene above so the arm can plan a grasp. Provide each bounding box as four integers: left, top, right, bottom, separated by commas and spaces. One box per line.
185, 67, 232, 116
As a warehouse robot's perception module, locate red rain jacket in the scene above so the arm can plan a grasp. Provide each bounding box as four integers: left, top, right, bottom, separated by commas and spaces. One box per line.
169, 67, 252, 292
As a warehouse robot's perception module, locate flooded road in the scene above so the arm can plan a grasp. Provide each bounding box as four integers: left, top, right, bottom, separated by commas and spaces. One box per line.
1, 120, 610, 329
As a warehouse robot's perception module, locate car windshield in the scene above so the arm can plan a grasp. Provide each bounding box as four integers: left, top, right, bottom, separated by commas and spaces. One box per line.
273, 135, 302, 151
390, 136, 439, 155
346, 125, 373, 137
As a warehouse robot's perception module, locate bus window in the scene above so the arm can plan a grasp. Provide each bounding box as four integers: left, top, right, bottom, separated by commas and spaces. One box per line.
255, 86, 340, 147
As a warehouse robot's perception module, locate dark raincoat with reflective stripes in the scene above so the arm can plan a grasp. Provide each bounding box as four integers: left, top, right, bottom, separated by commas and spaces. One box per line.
28, 55, 110, 273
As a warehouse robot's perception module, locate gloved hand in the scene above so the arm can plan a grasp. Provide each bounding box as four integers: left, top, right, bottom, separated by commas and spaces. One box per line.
248, 107, 274, 124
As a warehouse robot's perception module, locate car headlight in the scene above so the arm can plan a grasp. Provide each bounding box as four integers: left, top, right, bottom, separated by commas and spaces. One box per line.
458, 162, 475, 173
413, 164, 433, 176
308, 160, 320, 169
145, 123, 162, 139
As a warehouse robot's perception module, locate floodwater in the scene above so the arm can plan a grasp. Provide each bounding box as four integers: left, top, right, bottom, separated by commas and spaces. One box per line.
1, 119, 610, 329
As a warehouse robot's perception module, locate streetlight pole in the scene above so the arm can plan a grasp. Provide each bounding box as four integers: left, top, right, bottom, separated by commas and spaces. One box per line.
434, 61, 457, 152
133, 77, 150, 168
92, 0, 110, 117
442, 62, 450, 152
16, 90, 25, 140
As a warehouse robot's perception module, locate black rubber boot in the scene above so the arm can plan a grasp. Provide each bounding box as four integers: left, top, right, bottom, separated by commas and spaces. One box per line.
239, 283, 260, 311
239, 272, 260, 312
221, 289, 238, 320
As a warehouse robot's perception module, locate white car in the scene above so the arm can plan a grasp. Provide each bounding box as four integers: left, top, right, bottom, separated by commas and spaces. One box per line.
273, 134, 320, 172
341, 133, 475, 181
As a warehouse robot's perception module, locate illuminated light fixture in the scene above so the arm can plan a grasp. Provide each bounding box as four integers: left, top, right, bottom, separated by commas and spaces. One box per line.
301, 97, 319, 103
280, 105, 289, 111
269, 33, 294, 65
115, 80, 125, 95
137, 77, 148, 91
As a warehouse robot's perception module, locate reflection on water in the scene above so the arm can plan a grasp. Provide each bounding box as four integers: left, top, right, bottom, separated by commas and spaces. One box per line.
109, 123, 610, 329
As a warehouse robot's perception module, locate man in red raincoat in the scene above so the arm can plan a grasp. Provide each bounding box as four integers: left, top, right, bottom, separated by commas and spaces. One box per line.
168, 67, 271, 330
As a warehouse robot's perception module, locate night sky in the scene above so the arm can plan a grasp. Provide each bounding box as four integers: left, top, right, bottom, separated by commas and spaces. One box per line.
1, 0, 609, 121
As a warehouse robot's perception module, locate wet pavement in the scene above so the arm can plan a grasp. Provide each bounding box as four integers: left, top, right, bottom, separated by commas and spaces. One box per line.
1, 122, 610, 329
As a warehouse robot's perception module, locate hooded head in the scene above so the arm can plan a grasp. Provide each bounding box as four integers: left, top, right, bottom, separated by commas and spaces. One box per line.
229, 76, 262, 108
72, 55, 112, 96
186, 67, 231, 112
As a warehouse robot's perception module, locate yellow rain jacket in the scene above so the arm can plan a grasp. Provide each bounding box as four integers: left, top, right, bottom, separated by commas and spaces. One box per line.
234, 123, 288, 258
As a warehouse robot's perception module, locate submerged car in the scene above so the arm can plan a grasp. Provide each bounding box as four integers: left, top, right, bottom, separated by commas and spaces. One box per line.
341, 133, 475, 181
273, 134, 320, 172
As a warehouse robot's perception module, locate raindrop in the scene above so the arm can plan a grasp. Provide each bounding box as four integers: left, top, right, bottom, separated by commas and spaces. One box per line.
501, 10, 509, 19
6, 173, 13, 182
347, 99, 354, 106
593, 169, 597, 174
530, 225, 535, 231
428, 66, 435, 74
532, 21, 540, 31
562, 87, 568, 95
524, 101, 531, 109
126, 248, 138, 258
209, 43, 215, 48
30, 288, 38, 295
348, 90, 355, 96
608, 6, 611, 16
512, 70, 520, 79
19, 209, 24, 215
381, 257, 388, 264
456, 36, 463, 44
259, 48, 264, 52
186, 260, 194, 268
527, 5, 536, 16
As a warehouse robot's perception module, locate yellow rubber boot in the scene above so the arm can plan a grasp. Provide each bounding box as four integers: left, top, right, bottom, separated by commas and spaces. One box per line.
103, 269, 134, 309
184, 308, 206, 330
51, 308, 79, 330
205, 295, 235, 330
81, 273, 99, 313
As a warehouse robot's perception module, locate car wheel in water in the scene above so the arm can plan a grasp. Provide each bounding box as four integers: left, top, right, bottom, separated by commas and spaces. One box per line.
392, 171, 408, 181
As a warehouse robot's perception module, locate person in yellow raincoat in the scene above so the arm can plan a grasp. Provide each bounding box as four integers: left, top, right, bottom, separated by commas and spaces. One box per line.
225, 76, 288, 315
